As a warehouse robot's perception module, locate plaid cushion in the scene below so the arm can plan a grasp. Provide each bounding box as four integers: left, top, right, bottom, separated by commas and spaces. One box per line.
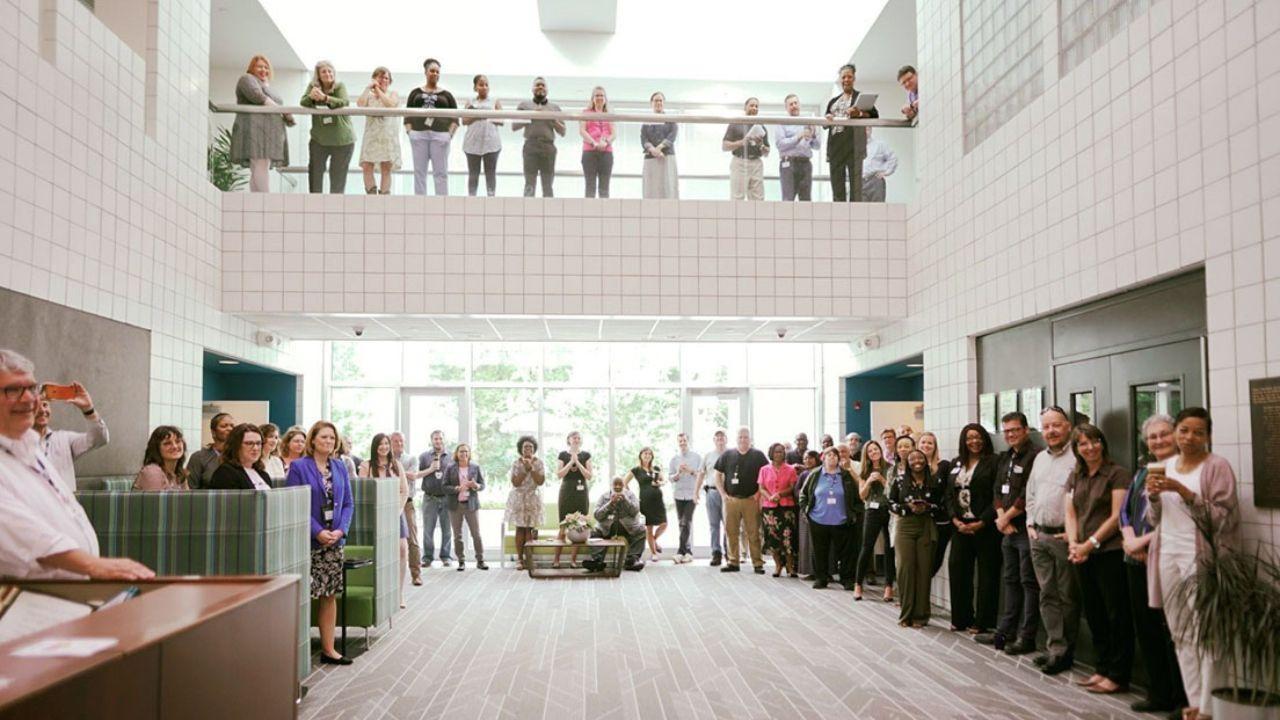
76, 476, 136, 492
346, 477, 400, 629
77, 487, 313, 681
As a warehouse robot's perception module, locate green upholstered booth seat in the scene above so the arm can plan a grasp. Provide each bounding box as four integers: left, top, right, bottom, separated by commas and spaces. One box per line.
310, 544, 376, 636
76, 475, 137, 492
76, 486, 313, 681
344, 477, 400, 630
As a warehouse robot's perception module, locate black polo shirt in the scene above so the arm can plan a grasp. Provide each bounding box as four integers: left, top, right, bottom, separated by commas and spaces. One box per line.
994, 441, 1041, 532
713, 448, 768, 498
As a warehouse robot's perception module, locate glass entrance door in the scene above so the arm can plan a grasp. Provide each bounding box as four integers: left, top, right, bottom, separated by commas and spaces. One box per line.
687, 389, 748, 447
400, 388, 467, 455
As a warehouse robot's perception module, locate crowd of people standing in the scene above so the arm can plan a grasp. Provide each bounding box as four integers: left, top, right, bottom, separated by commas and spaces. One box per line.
3, 342, 1244, 717
229, 57, 918, 201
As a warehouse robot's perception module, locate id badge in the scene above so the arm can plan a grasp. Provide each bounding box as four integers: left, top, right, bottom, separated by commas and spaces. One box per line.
323, 508, 334, 522
826, 496, 837, 505
577, 484, 584, 491
868, 501, 880, 510
781, 160, 791, 168
322, 116, 333, 125
435, 471, 443, 479
1014, 466, 1024, 474
1001, 483, 1010, 494
731, 477, 740, 485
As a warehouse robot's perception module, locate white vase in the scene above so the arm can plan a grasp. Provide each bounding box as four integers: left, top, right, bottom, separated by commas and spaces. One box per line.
565, 527, 591, 544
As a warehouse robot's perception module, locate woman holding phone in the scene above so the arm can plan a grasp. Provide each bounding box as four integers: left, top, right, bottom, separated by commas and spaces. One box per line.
631, 446, 667, 563
890, 449, 944, 627
356, 67, 401, 194
554, 431, 594, 567
300, 60, 355, 194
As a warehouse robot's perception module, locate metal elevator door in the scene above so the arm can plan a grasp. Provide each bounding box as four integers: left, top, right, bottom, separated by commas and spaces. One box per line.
1053, 338, 1204, 469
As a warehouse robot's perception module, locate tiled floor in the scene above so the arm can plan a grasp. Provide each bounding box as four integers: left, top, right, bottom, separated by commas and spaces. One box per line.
300, 562, 1150, 720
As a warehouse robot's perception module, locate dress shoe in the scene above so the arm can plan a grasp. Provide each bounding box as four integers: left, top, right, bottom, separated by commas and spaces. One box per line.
476, 562, 489, 570
1041, 656, 1074, 675
974, 632, 1004, 649
320, 653, 353, 666
456, 562, 465, 572
720, 564, 740, 573
1004, 639, 1034, 656
801, 574, 816, 581
753, 566, 765, 575
624, 561, 645, 571
812, 579, 829, 589
1033, 654, 1050, 667
581, 559, 604, 572
1130, 700, 1175, 713
710, 552, 723, 567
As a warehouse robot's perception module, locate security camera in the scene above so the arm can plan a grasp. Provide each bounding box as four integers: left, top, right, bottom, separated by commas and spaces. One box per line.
776, 327, 788, 339
353, 326, 365, 337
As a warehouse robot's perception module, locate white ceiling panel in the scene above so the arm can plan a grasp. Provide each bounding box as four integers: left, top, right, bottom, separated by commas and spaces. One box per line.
545, 319, 603, 341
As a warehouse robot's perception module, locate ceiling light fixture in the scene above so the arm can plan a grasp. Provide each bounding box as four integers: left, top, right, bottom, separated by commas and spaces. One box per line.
218, 359, 240, 365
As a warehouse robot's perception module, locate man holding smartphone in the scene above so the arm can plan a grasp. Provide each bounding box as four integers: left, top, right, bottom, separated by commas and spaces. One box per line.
418, 430, 454, 568
34, 381, 109, 493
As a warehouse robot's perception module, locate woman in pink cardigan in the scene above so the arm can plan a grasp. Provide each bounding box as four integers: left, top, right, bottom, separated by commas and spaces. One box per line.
1145, 407, 1240, 720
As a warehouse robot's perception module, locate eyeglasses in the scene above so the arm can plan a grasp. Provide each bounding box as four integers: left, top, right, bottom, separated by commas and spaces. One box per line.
242, 440, 263, 447
2, 384, 39, 401
1042, 405, 1068, 417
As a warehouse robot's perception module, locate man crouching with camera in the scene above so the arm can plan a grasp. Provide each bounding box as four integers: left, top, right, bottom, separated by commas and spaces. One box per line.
582, 476, 646, 572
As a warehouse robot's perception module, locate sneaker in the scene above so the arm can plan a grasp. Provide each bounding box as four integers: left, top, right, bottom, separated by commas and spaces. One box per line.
442, 559, 452, 567
710, 552, 723, 567
624, 560, 645, 572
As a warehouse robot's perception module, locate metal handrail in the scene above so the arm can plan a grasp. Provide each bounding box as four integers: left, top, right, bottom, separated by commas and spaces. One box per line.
209, 103, 915, 129
273, 166, 834, 182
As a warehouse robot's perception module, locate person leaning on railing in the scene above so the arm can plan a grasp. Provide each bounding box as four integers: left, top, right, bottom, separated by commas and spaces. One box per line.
462, 74, 503, 197
300, 60, 355, 194
722, 97, 769, 201
231, 54, 293, 193
640, 91, 678, 199
356, 67, 401, 195
825, 63, 878, 202
579, 86, 615, 199
512, 76, 565, 198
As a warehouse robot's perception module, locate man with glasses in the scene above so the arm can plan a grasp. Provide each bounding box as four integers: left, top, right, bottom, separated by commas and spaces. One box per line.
977, 411, 1041, 655
418, 430, 455, 567
0, 349, 153, 580
1025, 406, 1081, 675
33, 381, 108, 493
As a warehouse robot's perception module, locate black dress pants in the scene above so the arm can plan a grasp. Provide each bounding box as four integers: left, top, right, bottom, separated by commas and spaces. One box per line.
948, 524, 1001, 630
810, 522, 853, 582
1077, 550, 1134, 684
829, 153, 864, 202
856, 507, 895, 586
1126, 561, 1186, 708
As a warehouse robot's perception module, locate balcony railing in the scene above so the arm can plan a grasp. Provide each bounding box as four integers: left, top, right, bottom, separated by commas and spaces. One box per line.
209, 104, 915, 202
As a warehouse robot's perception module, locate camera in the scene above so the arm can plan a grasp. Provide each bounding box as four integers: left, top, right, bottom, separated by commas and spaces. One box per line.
353, 326, 365, 337
776, 327, 788, 339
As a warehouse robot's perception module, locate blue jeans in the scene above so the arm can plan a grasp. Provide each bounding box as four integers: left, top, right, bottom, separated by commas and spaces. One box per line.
420, 495, 453, 562
705, 488, 723, 555
409, 130, 451, 195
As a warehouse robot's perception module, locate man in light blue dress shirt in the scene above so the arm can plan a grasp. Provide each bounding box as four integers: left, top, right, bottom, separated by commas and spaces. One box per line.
861, 127, 898, 202
773, 94, 821, 201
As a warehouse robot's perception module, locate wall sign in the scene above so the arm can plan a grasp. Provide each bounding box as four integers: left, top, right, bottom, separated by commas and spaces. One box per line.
1250, 377, 1280, 509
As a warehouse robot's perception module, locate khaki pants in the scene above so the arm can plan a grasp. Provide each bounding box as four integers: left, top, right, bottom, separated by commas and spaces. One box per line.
1031, 533, 1080, 658
403, 498, 421, 581
723, 493, 763, 568
729, 156, 764, 200
450, 506, 484, 563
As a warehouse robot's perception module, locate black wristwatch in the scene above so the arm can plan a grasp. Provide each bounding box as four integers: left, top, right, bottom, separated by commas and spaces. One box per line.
81, 406, 95, 417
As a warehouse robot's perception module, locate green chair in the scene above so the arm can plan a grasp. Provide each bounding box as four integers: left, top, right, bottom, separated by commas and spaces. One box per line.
500, 502, 559, 567
311, 544, 376, 648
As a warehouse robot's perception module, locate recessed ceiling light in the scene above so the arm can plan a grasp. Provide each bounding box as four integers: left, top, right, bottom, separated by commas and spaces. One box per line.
218, 360, 240, 365
906, 363, 924, 368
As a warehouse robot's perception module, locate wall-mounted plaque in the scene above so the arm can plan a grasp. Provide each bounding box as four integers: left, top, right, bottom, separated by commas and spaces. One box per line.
979, 393, 997, 433
1250, 377, 1280, 509
1022, 388, 1043, 430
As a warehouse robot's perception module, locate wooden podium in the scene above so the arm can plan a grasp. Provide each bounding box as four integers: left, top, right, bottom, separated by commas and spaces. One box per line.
0, 576, 300, 719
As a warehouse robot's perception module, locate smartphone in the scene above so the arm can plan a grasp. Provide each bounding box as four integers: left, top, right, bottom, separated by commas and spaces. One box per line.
40, 383, 76, 401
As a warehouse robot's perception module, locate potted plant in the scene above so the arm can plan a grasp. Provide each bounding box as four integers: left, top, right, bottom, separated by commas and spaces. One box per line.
1169, 505, 1280, 719
207, 127, 247, 192
559, 512, 597, 544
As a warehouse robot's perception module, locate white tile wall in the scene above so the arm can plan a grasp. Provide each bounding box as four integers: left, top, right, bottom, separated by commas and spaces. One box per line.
828, 0, 1280, 569
220, 195, 909, 320
0, 0, 297, 443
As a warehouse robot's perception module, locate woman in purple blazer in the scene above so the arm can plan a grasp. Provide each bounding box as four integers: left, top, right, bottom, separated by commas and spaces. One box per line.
286, 420, 355, 666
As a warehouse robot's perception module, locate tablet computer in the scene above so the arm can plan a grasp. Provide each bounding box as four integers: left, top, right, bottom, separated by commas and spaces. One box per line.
854, 93, 878, 111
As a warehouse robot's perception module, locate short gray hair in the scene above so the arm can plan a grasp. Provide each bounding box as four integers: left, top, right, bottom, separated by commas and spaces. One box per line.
0, 349, 34, 375
1141, 413, 1176, 437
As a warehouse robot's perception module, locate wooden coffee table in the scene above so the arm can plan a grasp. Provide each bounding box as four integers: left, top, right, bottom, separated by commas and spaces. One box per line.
522, 538, 627, 578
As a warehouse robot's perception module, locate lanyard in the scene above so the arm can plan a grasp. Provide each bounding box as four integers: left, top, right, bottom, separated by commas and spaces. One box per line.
1, 443, 59, 492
